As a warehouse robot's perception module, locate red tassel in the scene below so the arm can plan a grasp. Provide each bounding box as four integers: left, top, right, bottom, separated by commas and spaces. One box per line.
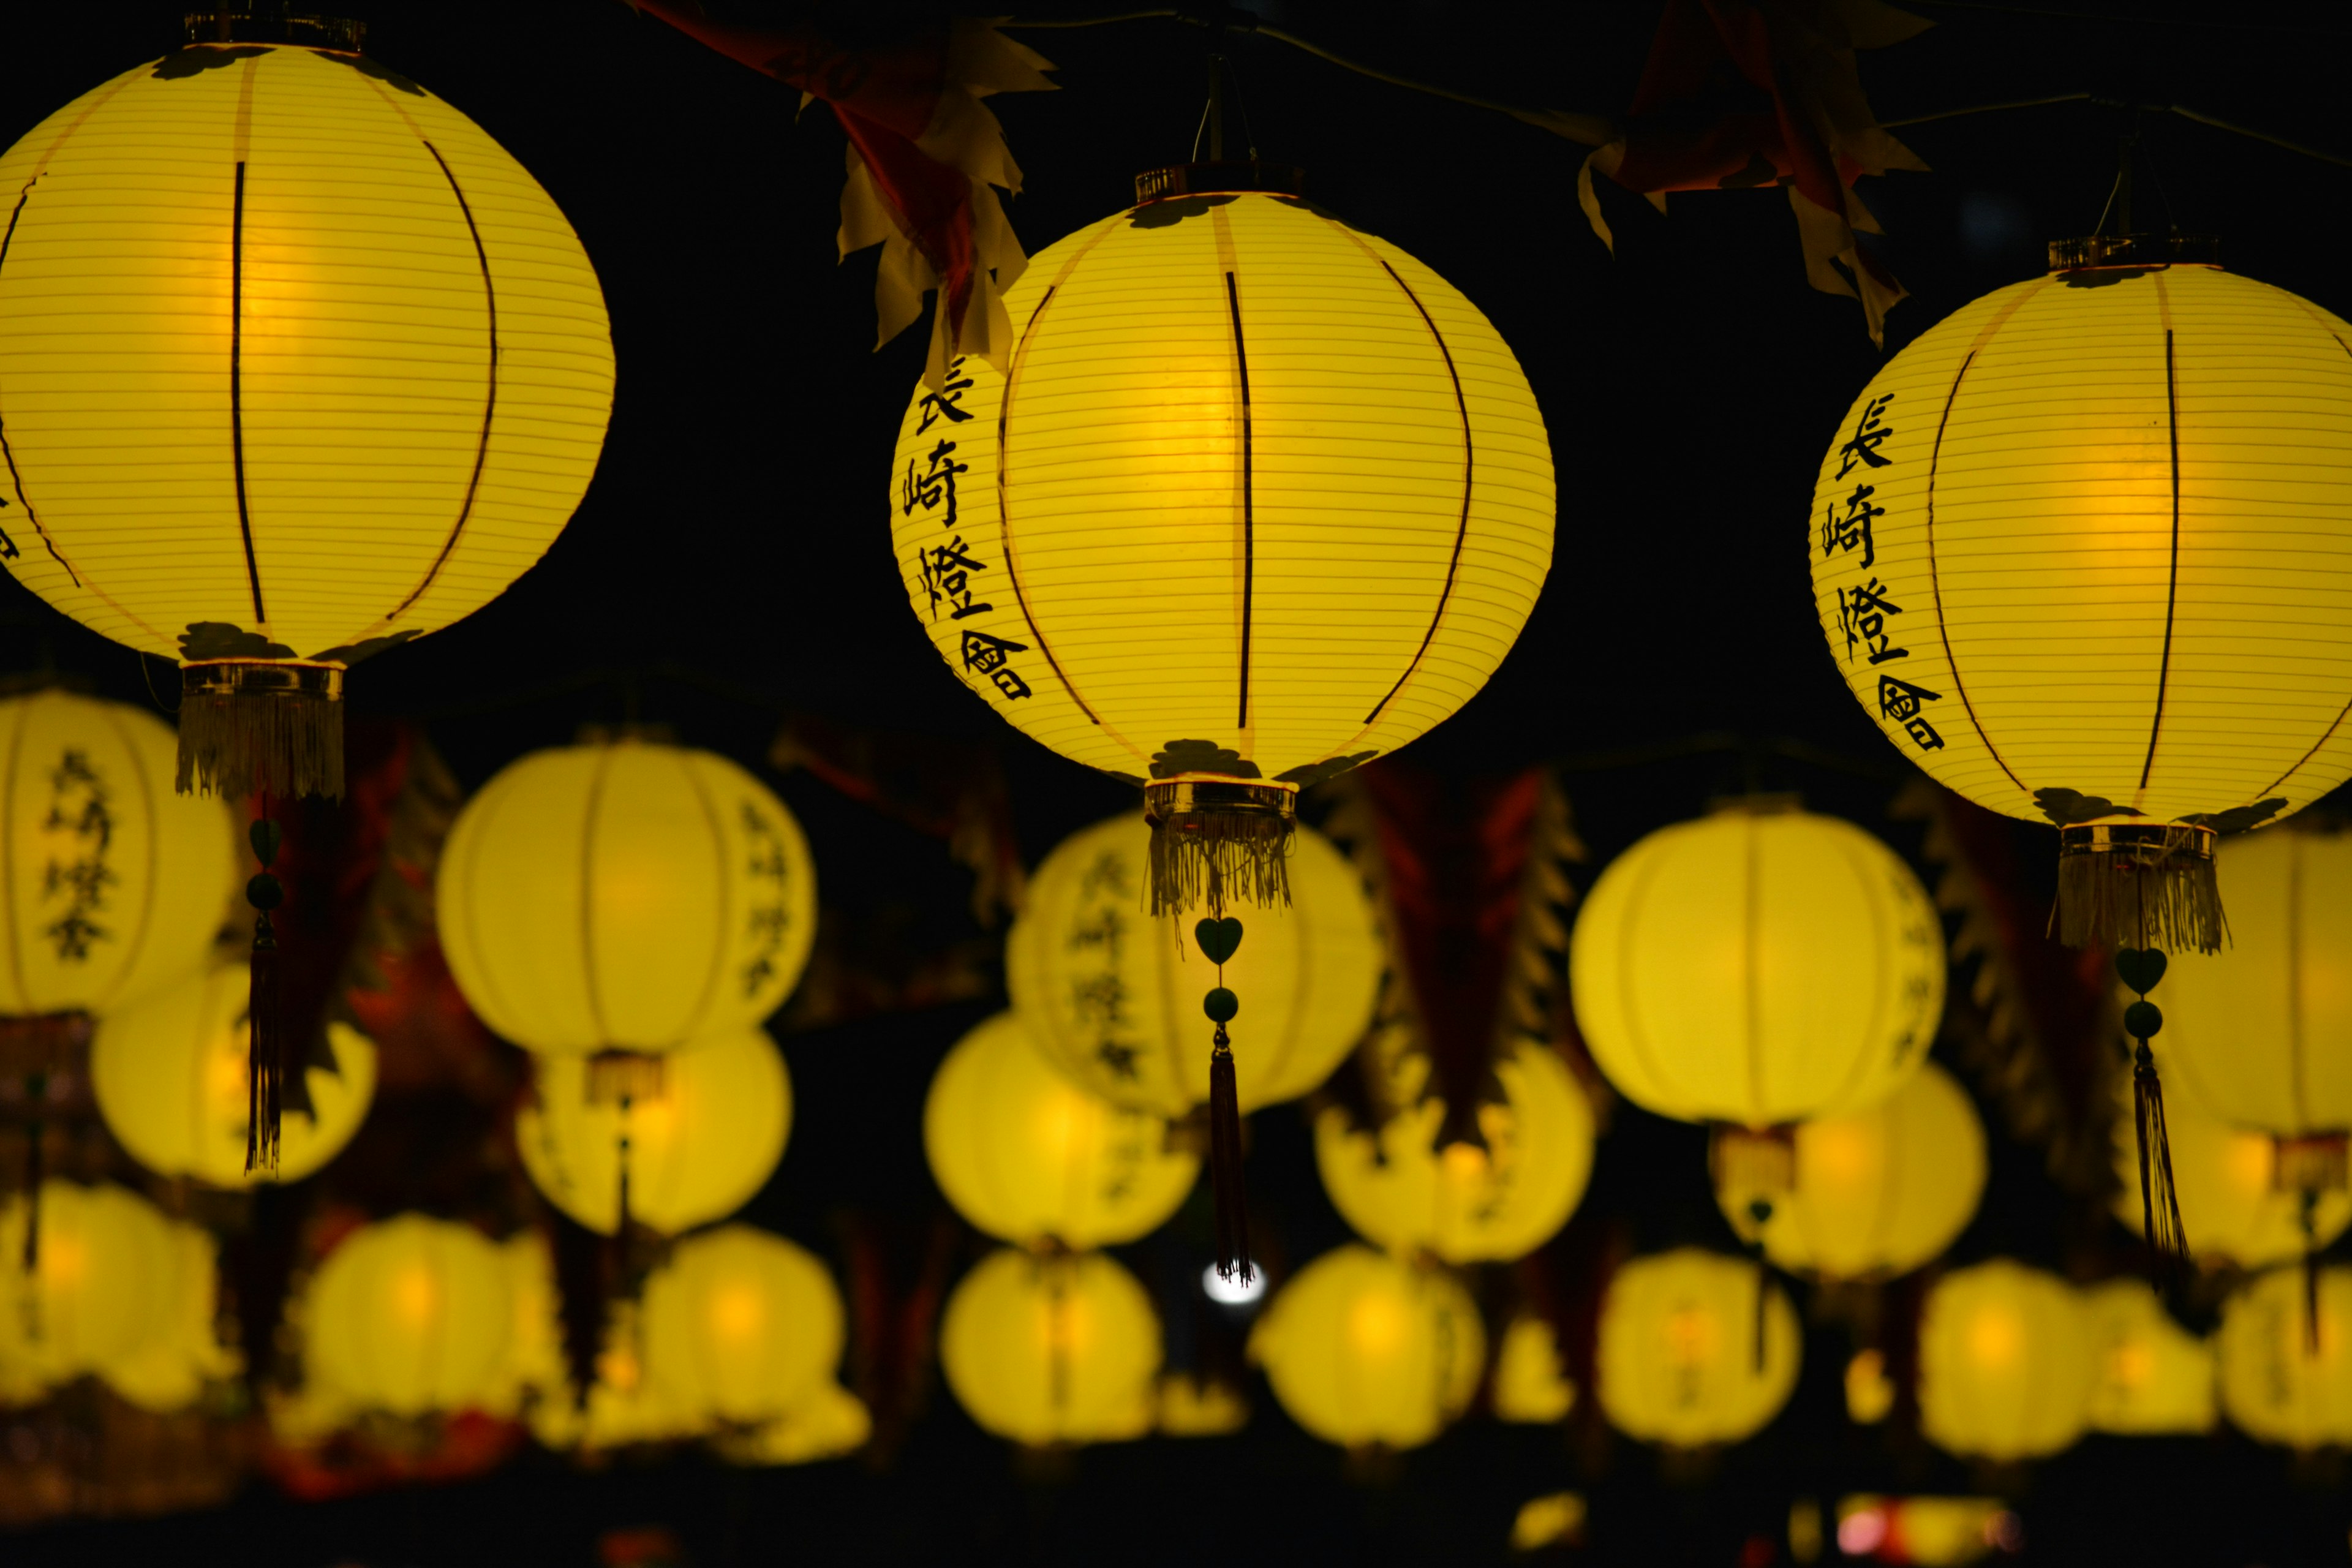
1208, 1029, 1251, 1286
2301, 1190, 2323, 1359
2132, 1043, 2188, 1287
21, 1071, 43, 1272
245, 815, 285, 1178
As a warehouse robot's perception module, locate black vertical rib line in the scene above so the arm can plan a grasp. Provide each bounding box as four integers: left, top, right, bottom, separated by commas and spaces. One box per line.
1923, 348, 2028, 796
0, 177, 75, 586
992, 282, 1103, 726
1362, 255, 1474, 726
230, 160, 265, 626
2139, 328, 2182, 793
390, 142, 499, 621
1225, 270, 1254, 730
2253, 330, 2352, 799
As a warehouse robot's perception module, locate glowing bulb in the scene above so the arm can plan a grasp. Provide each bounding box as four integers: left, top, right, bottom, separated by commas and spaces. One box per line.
1347, 1292, 1409, 1359
1202, 1264, 1265, 1305
709, 1284, 765, 1345
392, 1265, 443, 1329
1967, 1306, 2024, 1370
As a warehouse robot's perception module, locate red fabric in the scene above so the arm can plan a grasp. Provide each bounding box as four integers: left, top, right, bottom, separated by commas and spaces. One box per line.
263, 1409, 526, 1501
630, 3, 982, 339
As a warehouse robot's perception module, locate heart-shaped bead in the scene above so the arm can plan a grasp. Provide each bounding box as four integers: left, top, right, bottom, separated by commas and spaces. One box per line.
1194, 916, 1244, 965
2115, 946, 2168, 995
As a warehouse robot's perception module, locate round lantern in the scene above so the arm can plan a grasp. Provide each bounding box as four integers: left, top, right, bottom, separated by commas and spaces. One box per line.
1248, 1245, 1485, 1451
940, 1248, 1161, 1447
1006, 813, 1379, 1120
2083, 1280, 2215, 1436
0, 690, 236, 1024
1594, 1248, 1802, 1449
303, 1214, 513, 1417
91, 962, 375, 1186
0, 1181, 176, 1392
1316, 1041, 1595, 1264
1807, 237, 2352, 952
2217, 1264, 2352, 1449
0, 26, 614, 799
886, 166, 1555, 915
1713, 1062, 1986, 1280
527, 1298, 701, 1453
438, 737, 816, 1058
923, 1011, 1198, 1248
102, 1218, 238, 1413
518, 1025, 790, 1236
1491, 1313, 1577, 1424
1917, 1260, 2097, 1462
485, 1229, 565, 1420
710, 1383, 872, 1467
642, 1225, 846, 1429
1570, 799, 1944, 1128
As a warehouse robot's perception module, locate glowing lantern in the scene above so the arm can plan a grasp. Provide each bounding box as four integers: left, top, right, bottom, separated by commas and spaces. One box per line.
1248, 1245, 1484, 1450
438, 738, 816, 1058
643, 1225, 846, 1428
2217, 1264, 2352, 1449
886, 166, 1555, 915
940, 1248, 1161, 1447
91, 962, 375, 1186
1809, 238, 2352, 954
526, 1298, 701, 1453
303, 1214, 513, 1417
1570, 799, 1943, 1128
0, 25, 614, 799
1157, 1373, 1250, 1437
1491, 1313, 1578, 1424
1006, 813, 1379, 1119
1917, 1260, 2096, 1462
1595, 1248, 1801, 1448
0, 1182, 176, 1392
1713, 1063, 1986, 1280
710, 1384, 872, 1466
923, 1011, 1197, 1248
2083, 1280, 2215, 1436
1316, 1041, 1594, 1264
0, 691, 236, 1022
101, 1218, 239, 1412
518, 1025, 790, 1236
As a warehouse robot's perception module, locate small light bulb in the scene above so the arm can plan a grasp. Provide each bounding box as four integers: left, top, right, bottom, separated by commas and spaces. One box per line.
1202, 1263, 1265, 1305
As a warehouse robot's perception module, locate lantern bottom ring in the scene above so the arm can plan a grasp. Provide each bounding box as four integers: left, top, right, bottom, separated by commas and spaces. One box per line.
2054, 821, 2221, 955
1143, 778, 1296, 918
178, 662, 345, 802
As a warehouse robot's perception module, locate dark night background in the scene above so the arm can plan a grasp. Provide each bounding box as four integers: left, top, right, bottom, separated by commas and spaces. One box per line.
7, 1, 2352, 1563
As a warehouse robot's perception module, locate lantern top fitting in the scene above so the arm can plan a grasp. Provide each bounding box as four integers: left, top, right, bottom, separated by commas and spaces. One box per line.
2045, 232, 2220, 273
1133, 161, 1307, 205
184, 9, 366, 52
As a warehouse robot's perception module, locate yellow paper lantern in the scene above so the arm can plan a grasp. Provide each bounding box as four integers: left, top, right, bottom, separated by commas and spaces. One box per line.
1248, 1244, 1484, 1450
2217, 1264, 2352, 1449
0, 691, 236, 1020
438, 738, 817, 1056
1006, 813, 1379, 1118
924, 1011, 1197, 1248
303, 1213, 513, 1417
710, 1383, 872, 1466
1156, 1373, 1250, 1437
2083, 1280, 2215, 1436
1714, 1062, 1986, 1280
0, 1181, 176, 1395
1595, 1248, 1801, 1448
526, 1298, 703, 1453
1570, 799, 1945, 1128
1917, 1260, 2096, 1462
940, 1248, 1161, 1447
1316, 1041, 1594, 1264
1491, 1313, 1578, 1424
91, 962, 375, 1186
100, 1216, 239, 1412
0, 28, 614, 799
518, 1025, 790, 1236
886, 168, 1554, 912
642, 1224, 846, 1428
1808, 240, 2352, 950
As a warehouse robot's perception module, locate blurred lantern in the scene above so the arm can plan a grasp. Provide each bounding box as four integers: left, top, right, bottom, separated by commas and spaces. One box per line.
941, 1248, 1161, 1447
1491, 1313, 1578, 1423
1845, 1348, 1897, 1425
1509, 1493, 1588, 1553
2083, 1280, 2215, 1436
303, 1215, 513, 1418
1316, 1041, 1594, 1264
92, 963, 376, 1186
100, 1217, 239, 1412
0, 23, 613, 800
1714, 1063, 1985, 1281
643, 1225, 846, 1429
2150, 825, 2352, 1281
923, 1011, 1197, 1248
1156, 1373, 1250, 1437
486, 1230, 567, 1420
1249, 1245, 1484, 1451
0, 1182, 176, 1395
1836, 1496, 2016, 1567
1917, 1260, 2096, 1462
527, 1298, 700, 1454
886, 166, 1554, 919
518, 1025, 790, 1237
1595, 1248, 1801, 1448
440, 738, 816, 1062
710, 1384, 872, 1467
2217, 1264, 2352, 1449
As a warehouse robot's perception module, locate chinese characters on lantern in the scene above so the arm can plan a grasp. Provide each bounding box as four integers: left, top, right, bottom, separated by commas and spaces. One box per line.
1066, 851, 1144, 1081
1822, 395, 1945, 754
40, 748, 115, 962
902, 360, 1033, 703
739, 800, 796, 1000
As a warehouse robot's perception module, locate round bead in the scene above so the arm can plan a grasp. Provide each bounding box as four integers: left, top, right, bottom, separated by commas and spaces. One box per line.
246, 873, 283, 911
2124, 1000, 2165, 1039
1203, 988, 1240, 1024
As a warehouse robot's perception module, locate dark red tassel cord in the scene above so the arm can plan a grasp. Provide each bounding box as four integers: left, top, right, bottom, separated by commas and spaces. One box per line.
20, 1068, 42, 1273
2116, 944, 2190, 1290
246, 813, 286, 1177
1744, 1198, 1773, 1373
2301, 1189, 2323, 1357
1197, 911, 1251, 1286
